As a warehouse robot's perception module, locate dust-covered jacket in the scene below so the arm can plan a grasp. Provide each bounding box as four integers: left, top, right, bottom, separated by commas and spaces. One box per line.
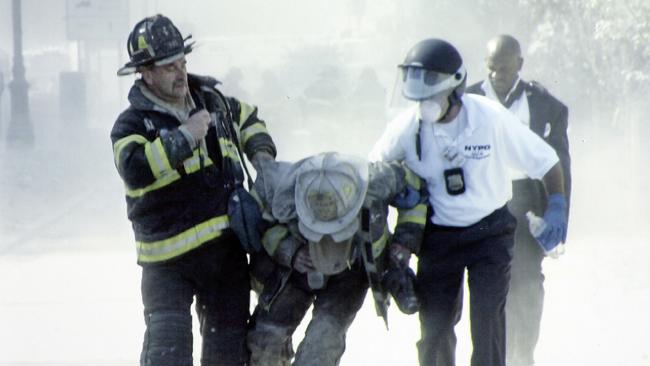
111, 74, 276, 264
249, 157, 427, 308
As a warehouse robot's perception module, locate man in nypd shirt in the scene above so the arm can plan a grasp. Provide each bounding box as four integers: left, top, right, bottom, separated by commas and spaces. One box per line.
466, 34, 571, 366
370, 38, 568, 366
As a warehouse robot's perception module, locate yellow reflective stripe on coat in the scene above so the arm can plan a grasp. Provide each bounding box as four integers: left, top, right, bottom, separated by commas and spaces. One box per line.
125, 151, 215, 198
241, 122, 269, 146
371, 228, 390, 259
143, 138, 173, 179
239, 102, 255, 124
218, 137, 241, 162
262, 225, 289, 256
183, 151, 214, 174
113, 135, 149, 167
136, 215, 230, 263
404, 166, 422, 189
397, 204, 428, 226
125, 172, 181, 198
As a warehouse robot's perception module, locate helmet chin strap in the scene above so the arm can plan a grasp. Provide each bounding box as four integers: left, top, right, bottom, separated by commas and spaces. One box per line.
435, 69, 466, 122
438, 97, 454, 122
439, 89, 463, 122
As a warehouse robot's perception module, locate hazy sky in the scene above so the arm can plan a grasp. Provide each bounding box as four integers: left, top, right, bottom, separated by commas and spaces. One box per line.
0, 2, 648, 364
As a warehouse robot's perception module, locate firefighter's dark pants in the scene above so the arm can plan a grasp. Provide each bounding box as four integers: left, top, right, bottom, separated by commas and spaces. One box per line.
416, 205, 516, 366
247, 265, 368, 366
140, 236, 250, 366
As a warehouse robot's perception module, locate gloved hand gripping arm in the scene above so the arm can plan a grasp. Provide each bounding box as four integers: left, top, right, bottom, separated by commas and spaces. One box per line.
384, 241, 420, 314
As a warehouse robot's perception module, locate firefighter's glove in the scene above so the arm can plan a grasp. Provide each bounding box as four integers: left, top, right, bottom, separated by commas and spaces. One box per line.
539, 193, 568, 252
292, 246, 315, 274
383, 266, 420, 315
390, 185, 421, 209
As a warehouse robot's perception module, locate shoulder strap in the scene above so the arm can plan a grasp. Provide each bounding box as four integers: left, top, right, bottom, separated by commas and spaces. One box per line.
359, 204, 389, 328
415, 119, 422, 161
209, 87, 256, 190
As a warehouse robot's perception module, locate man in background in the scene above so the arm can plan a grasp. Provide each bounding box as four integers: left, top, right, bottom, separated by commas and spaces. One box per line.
466, 34, 571, 366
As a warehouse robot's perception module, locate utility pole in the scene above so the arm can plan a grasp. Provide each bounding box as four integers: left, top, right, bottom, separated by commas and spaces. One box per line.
7, 0, 33, 147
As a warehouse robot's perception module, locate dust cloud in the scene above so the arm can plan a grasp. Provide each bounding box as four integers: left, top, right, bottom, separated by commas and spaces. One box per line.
0, 1, 648, 365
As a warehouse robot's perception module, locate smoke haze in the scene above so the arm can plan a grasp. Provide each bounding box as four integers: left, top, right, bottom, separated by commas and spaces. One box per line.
0, 1, 648, 365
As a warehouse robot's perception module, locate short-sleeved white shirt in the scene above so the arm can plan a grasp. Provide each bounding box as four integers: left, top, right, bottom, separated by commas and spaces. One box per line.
370, 94, 559, 227
481, 78, 532, 180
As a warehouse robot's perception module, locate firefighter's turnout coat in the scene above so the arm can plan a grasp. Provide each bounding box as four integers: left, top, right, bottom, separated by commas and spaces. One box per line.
111, 74, 276, 264
250, 157, 427, 311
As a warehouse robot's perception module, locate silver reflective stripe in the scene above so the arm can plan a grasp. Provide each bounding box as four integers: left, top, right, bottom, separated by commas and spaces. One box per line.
145, 139, 171, 178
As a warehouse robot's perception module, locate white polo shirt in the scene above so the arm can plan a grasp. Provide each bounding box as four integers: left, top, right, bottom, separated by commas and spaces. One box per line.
481, 78, 532, 180
370, 94, 558, 227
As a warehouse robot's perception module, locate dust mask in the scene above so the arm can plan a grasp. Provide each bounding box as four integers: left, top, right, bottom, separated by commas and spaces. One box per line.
417, 96, 446, 123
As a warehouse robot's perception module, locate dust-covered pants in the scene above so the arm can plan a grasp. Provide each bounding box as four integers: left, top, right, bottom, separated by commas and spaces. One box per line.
247, 266, 369, 366
140, 236, 250, 366
506, 179, 547, 366
416, 206, 516, 366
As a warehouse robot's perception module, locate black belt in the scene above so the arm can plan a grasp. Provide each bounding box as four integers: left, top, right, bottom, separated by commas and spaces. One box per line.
427, 204, 510, 232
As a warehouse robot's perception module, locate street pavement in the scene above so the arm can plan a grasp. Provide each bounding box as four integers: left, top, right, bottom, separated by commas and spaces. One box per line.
1, 131, 649, 365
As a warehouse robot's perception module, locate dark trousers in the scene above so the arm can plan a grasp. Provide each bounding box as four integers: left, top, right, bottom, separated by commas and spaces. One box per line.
416, 206, 516, 366
140, 235, 250, 366
506, 179, 547, 366
247, 266, 368, 366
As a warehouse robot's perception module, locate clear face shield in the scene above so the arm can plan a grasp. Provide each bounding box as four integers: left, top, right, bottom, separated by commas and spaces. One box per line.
388, 65, 466, 121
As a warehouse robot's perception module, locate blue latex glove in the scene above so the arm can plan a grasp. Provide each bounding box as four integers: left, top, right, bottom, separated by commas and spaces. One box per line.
538, 193, 568, 252
391, 185, 421, 209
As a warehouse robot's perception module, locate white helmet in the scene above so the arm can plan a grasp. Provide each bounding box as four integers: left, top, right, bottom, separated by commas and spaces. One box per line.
295, 152, 369, 243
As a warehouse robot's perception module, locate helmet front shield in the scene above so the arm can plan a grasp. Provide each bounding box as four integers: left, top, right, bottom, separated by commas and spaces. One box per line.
398, 64, 466, 101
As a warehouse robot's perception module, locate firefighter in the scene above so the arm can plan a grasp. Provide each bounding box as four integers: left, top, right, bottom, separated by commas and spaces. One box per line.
246, 152, 426, 366
110, 14, 275, 366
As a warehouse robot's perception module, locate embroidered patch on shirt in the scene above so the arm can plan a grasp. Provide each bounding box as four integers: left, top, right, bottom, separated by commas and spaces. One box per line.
463, 144, 491, 159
